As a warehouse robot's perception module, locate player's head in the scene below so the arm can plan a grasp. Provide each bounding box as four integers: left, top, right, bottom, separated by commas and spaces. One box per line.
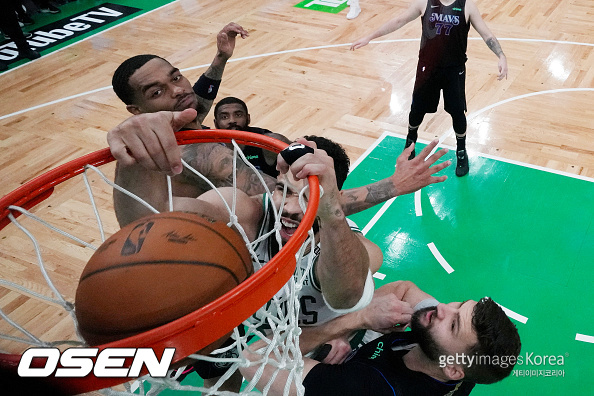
411, 297, 521, 384
214, 97, 250, 130
272, 136, 350, 243
112, 54, 198, 115
303, 135, 349, 190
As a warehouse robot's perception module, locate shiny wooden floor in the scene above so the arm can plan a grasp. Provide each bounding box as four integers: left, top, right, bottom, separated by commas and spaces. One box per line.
0, 0, 592, 384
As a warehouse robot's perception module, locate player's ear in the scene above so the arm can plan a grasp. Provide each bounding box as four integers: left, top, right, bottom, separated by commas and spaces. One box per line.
442, 364, 465, 381
246, 113, 251, 126
126, 105, 142, 115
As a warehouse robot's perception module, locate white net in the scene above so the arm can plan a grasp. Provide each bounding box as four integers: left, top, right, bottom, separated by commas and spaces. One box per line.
0, 138, 319, 395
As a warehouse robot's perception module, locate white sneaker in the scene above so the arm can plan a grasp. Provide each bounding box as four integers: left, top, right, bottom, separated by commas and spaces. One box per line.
346, 0, 361, 19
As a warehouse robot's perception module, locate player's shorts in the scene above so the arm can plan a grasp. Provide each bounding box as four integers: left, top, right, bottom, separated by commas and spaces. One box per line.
411, 62, 467, 115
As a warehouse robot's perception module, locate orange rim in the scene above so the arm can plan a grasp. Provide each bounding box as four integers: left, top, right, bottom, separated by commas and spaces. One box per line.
0, 130, 319, 394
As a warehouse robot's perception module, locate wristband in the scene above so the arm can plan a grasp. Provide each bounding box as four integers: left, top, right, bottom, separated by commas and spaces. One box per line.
193, 74, 221, 100
279, 144, 314, 165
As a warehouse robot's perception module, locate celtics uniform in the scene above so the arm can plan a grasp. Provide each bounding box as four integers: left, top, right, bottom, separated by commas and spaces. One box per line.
411, 0, 470, 115
250, 194, 364, 327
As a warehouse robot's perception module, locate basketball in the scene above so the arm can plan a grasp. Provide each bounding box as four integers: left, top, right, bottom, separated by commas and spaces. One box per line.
75, 212, 253, 351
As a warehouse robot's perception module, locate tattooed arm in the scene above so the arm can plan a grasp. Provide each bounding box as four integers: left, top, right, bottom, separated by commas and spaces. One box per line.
194, 23, 249, 124
467, 0, 508, 80
180, 143, 277, 196
340, 140, 450, 216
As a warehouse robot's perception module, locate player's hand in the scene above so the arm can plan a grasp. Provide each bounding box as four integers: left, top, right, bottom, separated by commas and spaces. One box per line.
358, 287, 413, 333
217, 22, 249, 60
350, 37, 371, 50
392, 139, 450, 196
497, 55, 508, 80
277, 138, 342, 220
316, 338, 353, 365
107, 109, 197, 176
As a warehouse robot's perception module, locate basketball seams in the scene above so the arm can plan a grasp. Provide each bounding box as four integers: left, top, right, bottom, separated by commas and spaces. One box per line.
150, 213, 253, 277
79, 260, 243, 284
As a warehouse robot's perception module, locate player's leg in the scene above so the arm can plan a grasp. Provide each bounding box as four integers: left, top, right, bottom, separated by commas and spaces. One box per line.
444, 65, 469, 177
406, 110, 425, 160
407, 63, 439, 159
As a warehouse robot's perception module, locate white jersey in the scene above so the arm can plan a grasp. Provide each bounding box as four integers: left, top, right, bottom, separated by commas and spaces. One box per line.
250, 194, 363, 327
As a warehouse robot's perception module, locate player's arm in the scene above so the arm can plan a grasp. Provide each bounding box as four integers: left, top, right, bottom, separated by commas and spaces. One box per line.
374, 280, 436, 310
109, 109, 197, 227
193, 23, 249, 124
340, 140, 450, 216
173, 188, 262, 241
180, 142, 277, 196
299, 280, 433, 355
466, 0, 507, 80
350, 0, 425, 50
278, 139, 382, 311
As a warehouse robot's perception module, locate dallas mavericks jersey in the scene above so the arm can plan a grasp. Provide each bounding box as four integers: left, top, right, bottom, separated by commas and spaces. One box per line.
249, 194, 363, 327
419, 0, 470, 67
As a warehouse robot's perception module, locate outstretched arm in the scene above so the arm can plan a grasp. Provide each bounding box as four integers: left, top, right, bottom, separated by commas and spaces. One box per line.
108, 110, 274, 226
241, 281, 433, 395
277, 139, 383, 311
350, 0, 425, 50
109, 109, 196, 226
299, 281, 433, 354
466, 0, 507, 80
180, 142, 277, 196
194, 22, 249, 124
340, 140, 450, 216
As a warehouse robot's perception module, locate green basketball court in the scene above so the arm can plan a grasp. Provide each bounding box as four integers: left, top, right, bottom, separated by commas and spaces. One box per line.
169, 133, 593, 395
345, 133, 594, 395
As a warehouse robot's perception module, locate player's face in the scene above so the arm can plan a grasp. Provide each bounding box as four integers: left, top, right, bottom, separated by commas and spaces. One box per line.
272, 172, 308, 244
214, 103, 250, 130
127, 58, 198, 114
411, 300, 479, 362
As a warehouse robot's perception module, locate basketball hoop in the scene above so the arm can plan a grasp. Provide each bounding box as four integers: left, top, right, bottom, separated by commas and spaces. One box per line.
0, 130, 319, 394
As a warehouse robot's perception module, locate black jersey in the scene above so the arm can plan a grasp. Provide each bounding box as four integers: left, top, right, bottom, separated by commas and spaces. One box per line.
419, 0, 470, 68
304, 331, 475, 396
241, 126, 279, 177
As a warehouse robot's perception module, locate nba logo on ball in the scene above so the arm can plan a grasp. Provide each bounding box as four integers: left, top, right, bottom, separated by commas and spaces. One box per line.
17, 347, 175, 378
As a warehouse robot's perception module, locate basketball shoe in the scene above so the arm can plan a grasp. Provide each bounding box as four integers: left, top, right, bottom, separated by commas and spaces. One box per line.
456, 150, 469, 177
347, 0, 361, 19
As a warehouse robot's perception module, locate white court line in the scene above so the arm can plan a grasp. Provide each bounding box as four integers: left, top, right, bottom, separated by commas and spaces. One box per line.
575, 333, 594, 344
361, 197, 395, 236
496, 303, 529, 324
427, 242, 454, 274
431, 88, 594, 156
382, 131, 594, 184
349, 130, 391, 172
414, 190, 422, 216
373, 272, 386, 280
2, 37, 593, 119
